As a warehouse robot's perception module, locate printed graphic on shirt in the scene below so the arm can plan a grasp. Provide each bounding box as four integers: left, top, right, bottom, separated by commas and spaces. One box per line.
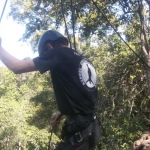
79, 59, 97, 91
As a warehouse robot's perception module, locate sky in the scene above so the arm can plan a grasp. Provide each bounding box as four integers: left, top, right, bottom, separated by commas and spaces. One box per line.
0, 0, 38, 66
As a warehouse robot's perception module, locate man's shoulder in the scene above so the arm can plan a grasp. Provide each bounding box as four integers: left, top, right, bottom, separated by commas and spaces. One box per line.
52, 47, 86, 61
54, 47, 77, 57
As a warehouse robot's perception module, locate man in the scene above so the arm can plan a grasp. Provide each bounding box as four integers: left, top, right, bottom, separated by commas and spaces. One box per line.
0, 30, 100, 150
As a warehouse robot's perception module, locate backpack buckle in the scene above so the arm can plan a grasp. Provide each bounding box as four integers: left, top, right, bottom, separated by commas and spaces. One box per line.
74, 132, 83, 142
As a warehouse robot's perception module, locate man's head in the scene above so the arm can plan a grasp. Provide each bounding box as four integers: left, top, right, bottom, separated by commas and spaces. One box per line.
38, 30, 68, 56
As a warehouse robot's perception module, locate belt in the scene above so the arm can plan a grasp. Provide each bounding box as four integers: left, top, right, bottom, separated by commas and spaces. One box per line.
60, 118, 96, 150
66, 113, 96, 123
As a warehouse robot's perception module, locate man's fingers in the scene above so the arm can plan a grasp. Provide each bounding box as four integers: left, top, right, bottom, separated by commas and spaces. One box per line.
50, 119, 60, 129
50, 111, 61, 129
51, 112, 60, 121
51, 115, 56, 120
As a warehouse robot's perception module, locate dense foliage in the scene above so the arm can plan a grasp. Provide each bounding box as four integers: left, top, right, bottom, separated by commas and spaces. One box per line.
0, 68, 61, 149
0, 0, 149, 149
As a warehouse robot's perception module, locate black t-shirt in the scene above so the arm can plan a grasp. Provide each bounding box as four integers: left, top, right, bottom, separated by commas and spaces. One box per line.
33, 47, 98, 115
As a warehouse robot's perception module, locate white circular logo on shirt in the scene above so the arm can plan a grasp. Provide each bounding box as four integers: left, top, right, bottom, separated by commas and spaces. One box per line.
78, 59, 97, 91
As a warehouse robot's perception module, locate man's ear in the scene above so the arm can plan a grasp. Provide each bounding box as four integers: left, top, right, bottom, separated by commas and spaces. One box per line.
46, 43, 53, 50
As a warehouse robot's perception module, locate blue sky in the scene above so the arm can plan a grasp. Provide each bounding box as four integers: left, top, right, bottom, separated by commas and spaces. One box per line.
0, 0, 38, 66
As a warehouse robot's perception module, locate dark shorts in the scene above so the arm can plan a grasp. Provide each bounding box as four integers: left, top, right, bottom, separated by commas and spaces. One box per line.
55, 119, 100, 150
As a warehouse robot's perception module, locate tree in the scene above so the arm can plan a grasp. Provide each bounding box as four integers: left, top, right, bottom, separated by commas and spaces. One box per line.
0, 67, 60, 149
7, 0, 150, 149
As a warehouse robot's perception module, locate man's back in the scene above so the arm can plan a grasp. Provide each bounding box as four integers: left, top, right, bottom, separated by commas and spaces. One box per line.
33, 47, 98, 115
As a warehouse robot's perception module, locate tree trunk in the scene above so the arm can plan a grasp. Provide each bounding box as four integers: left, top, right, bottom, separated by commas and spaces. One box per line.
145, 55, 150, 97
138, 0, 150, 96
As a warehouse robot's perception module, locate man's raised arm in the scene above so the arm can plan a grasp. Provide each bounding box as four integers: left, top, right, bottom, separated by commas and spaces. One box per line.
0, 37, 37, 74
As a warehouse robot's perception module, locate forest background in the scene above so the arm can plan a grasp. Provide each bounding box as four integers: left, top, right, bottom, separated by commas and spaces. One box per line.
0, 0, 150, 149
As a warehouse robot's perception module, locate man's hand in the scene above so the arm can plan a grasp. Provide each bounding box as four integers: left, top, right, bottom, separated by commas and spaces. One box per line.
0, 38, 37, 74
50, 111, 62, 129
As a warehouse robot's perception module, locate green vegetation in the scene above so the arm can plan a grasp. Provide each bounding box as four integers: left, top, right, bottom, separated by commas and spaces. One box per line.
0, 0, 149, 149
